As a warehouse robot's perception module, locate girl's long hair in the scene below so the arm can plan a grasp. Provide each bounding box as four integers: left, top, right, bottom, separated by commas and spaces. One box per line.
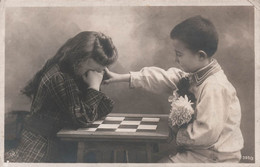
22, 31, 118, 98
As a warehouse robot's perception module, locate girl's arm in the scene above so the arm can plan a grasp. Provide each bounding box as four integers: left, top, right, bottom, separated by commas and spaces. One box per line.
46, 72, 113, 128
104, 67, 186, 94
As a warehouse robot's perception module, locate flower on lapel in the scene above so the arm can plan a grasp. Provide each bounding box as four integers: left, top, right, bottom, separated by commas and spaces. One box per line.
169, 95, 195, 127
168, 76, 196, 128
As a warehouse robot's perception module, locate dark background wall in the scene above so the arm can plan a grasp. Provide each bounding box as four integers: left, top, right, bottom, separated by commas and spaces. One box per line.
5, 6, 254, 162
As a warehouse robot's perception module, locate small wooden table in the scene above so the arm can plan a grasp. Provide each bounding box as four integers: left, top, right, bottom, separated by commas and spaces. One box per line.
57, 113, 170, 163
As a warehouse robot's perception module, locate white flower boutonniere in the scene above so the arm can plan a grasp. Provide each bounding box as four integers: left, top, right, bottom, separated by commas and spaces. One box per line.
168, 94, 194, 127
168, 77, 196, 128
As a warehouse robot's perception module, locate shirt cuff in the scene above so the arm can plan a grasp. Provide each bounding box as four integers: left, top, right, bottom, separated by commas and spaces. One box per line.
129, 71, 143, 89
176, 128, 195, 146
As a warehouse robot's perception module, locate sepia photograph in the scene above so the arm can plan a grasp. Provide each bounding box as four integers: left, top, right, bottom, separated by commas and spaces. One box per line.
1, 0, 259, 166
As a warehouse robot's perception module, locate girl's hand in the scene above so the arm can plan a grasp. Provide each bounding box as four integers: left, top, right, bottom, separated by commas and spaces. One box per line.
103, 68, 130, 84
82, 70, 104, 91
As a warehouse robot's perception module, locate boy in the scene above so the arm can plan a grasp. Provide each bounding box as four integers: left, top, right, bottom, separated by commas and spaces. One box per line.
104, 15, 244, 163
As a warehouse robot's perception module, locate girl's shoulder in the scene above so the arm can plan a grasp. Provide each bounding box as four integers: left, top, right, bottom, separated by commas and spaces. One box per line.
41, 65, 72, 85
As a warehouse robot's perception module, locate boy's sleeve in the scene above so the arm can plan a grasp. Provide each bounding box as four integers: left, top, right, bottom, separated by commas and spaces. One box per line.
130, 67, 186, 94
46, 73, 113, 128
176, 83, 228, 148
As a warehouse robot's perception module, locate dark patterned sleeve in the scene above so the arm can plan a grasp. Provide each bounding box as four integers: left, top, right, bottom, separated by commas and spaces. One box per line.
45, 73, 114, 128
81, 88, 114, 119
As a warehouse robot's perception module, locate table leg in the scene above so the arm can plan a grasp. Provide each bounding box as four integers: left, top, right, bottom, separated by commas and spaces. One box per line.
146, 143, 152, 163
100, 150, 104, 163
113, 150, 117, 163
94, 150, 103, 163
77, 142, 85, 162
124, 150, 129, 163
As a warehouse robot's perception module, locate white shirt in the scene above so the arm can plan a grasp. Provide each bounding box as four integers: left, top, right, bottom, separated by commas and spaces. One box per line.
130, 60, 244, 162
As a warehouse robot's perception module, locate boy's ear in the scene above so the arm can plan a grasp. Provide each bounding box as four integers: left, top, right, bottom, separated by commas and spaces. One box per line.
197, 50, 208, 60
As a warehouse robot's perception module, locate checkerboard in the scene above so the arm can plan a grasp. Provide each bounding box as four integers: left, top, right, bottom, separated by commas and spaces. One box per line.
77, 116, 160, 132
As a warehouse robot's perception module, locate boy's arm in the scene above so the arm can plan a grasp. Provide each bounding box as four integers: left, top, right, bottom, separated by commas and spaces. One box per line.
175, 83, 228, 148
105, 67, 186, 94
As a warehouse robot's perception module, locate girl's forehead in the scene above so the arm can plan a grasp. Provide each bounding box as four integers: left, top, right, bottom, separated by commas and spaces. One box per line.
90, 58, 103, 66
89, 58, 106, 70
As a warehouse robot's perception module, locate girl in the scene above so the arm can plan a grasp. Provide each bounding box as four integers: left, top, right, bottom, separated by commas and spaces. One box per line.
5, 31, 118, 162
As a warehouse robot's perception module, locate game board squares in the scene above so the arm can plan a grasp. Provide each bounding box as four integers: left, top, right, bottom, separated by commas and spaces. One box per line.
124, 117, 143, 121
142, 117, 160, 122
105, 117, 125, 121
102, 120, 122, 124
98, 124, 119, 129
137, 125, 157, 130
118, 125, 138, 129
87, 124, 100, 128
77, 128, 97, 132
120, 121, 141, 125
140, 121, 158, 125
136, 129, 156, 132
115, 128, 137, 132
96, 129, 115, 132
92, 120, 103, 124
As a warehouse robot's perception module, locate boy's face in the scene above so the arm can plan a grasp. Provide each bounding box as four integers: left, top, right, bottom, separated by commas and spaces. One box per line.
172, 39, 201, 73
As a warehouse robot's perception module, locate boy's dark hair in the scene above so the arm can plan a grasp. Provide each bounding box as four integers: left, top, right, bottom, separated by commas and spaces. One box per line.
170, 15, 218, 57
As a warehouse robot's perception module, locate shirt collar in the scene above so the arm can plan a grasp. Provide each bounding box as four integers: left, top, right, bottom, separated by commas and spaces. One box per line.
189, 59, 222, 86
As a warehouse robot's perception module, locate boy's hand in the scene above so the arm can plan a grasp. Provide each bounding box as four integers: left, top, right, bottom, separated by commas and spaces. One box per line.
103, 68, 130, 84
171, 125, 179, 135
83, 70, 104, 91
168, 119, 179, 135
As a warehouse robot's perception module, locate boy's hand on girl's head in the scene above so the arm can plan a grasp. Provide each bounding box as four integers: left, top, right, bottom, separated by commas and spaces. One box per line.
82, 70, 104, 91
103, 68, 120, 84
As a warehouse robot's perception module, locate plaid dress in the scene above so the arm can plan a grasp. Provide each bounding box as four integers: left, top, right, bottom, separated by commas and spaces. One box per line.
5, 64, 114, 162
5, 129, 52, 162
